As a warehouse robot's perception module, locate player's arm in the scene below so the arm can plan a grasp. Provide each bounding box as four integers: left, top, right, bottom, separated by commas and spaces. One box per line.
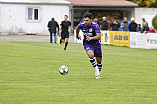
70, 25, 73, 31
59, 25, 62, 36
86, 33, 101, 41
76, 26, 81, 40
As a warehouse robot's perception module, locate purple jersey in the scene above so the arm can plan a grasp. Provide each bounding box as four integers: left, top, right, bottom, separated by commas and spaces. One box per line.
78, 22, 102, 57
78, 22, 101, 44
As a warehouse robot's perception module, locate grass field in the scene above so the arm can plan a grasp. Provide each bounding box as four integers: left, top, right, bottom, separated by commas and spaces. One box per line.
0, 42, 157, 104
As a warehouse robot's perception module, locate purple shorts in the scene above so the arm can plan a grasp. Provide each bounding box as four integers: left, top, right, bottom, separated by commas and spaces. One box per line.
83, 42, 102, 57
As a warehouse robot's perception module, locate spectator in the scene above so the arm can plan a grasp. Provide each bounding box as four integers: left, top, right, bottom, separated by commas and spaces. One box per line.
129, 17, 137, 32
120, 17, 130, 31
136, 24, 142, 32
142, 18, 148, 29
101, 17, 108, 30
142, 22, 149, 33
110, 18, 120, 31
144, 27, 156, 34
47, 17, 59, 43
93, 17, 100, 26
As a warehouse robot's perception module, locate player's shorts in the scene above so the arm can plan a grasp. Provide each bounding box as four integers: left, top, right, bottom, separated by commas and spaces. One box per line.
61, 32, 69, 39
83, 42, 102, 57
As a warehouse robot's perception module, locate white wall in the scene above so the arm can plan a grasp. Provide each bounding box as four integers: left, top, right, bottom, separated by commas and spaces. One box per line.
0, 3, 69, 35
135, 8, 157, 28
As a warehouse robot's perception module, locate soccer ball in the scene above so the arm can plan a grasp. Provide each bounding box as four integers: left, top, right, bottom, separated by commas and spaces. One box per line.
59, 65, 69, 75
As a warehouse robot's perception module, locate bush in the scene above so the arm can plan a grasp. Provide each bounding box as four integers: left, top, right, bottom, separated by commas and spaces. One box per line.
152, 15, 157, 30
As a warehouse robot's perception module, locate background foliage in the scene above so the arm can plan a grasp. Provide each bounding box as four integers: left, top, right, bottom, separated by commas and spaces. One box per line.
128, 0, 157, 7
152, 15, 157, 30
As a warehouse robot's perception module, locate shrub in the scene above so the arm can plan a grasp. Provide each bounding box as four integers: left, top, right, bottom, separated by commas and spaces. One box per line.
152, 15, 157, 30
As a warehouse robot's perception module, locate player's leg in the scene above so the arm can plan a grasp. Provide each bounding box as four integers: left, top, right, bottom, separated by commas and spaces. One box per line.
61, 33, 65, 44
64, 38, 69, 50
64, 33, 69, 50
86, 50, 99, 77
96, 57, 102, 71
87, 50, 97, 68
94, 43, 102, 79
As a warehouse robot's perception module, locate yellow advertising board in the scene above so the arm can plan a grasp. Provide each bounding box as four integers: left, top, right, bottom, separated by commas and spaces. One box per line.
101, 31, 110, 44
110, 31, 130, 47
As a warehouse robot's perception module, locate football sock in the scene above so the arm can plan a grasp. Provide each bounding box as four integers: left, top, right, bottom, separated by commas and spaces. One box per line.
89, 58, 96, 67
64, 42, 68, 50
97, 63, 102, 71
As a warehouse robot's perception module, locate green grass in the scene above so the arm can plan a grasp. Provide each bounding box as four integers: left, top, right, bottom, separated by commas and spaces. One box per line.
0, 42, 157, 104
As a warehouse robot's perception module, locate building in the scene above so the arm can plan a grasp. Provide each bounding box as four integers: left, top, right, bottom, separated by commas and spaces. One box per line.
0, 0, 156, 35
67, 0, 138, 29
0, 0, 71, 35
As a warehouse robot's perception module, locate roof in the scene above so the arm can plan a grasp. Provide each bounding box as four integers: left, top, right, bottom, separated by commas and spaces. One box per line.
66, 0, 138, 7
0, 0, 71, 4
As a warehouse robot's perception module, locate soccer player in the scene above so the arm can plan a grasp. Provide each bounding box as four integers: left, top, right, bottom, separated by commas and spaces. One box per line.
76, 13, 102, 79
59, 15, 73, 50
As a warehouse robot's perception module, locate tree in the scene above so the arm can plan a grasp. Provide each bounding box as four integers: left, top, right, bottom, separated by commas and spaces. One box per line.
152, 15, 157, 31
127, 0, 157, 7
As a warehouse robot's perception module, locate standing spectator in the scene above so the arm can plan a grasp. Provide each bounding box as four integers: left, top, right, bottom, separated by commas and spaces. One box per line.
144, 27, 156, 34
120, 17, 130, 31
93, 17, 100, 26
129, 17, 137, 32
142, 22, 149, 33
47, 17, 59, 43
110, 18, 120, 31
59, 15, 73, 50
136, 24, 142, 32
101, 17, 108, 30
142, 18, 148, 29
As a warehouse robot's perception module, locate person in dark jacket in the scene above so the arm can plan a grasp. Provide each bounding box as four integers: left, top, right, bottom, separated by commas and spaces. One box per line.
47, 17, 59, 43
110, 18, 120, 31
136, 24, 142, 32
101, 17, 108, 30
142, 22, 149, 33
129, 17, 137, 32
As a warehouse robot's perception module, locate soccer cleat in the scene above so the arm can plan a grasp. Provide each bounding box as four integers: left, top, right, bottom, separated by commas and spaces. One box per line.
95, 66, 98, 76
96, 71, 100, 79
95, 66, 100, 79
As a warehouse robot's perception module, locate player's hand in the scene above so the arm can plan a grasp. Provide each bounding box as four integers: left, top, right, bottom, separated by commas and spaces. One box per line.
77, 35, 81, 40
71, 28, 73, 31
86, 35, 92, 41
59, 33, 61, 36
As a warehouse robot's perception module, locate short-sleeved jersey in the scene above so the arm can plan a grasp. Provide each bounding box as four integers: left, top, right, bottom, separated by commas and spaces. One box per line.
60, 21, 71, 32
78, 22, 101, 44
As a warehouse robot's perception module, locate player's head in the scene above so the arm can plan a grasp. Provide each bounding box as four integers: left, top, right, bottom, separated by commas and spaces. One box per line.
83, 12, 93, 26
64, 15, 68, 21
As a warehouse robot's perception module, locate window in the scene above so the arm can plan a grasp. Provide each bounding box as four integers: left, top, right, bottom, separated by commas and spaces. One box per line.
26, 7, 41, 22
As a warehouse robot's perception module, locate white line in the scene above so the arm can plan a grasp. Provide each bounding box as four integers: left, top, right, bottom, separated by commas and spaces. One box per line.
2, 42, 157, 59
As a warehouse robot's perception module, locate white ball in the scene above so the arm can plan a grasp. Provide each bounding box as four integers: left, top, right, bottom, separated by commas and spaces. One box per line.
59, 65, 69, 75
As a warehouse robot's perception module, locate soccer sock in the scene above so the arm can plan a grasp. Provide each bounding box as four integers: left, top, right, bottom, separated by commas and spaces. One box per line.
89, 58, 97, 67
97, 63, 102, 71
64, 42, 68, 50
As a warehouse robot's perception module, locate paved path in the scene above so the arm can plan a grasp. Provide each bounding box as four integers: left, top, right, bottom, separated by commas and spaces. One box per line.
0, 35, 75, 42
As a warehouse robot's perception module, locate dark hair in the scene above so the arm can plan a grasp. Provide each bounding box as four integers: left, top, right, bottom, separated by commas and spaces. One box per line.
83, 12, 93, 19
64, 15, 68, 18
51, 17, 54, 20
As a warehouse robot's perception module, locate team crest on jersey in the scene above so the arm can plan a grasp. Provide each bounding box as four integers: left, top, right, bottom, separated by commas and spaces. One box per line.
89, 28, 92, 32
